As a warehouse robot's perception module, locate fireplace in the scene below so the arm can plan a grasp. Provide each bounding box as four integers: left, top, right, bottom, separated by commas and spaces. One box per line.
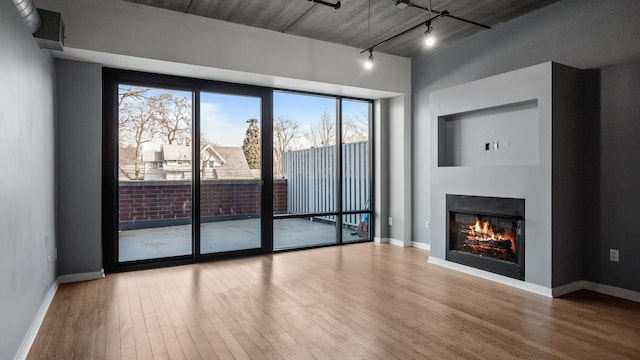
446, 195, 525, 280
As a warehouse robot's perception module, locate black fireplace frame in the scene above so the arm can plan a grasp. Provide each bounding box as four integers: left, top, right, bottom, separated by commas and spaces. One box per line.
446, 194, 525, 280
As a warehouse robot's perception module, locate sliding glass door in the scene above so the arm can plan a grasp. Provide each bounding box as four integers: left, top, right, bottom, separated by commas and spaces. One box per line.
103, 69, 372, 273
272, 91, 373, 250
198, 92, 263, 254
105, 70, 271, 271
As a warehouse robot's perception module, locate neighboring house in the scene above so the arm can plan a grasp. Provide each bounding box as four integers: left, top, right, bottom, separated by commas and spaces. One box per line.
142, 143, 256, 180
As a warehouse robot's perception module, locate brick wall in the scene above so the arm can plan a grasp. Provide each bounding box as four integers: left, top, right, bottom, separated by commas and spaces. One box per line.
119, 179, 287, 228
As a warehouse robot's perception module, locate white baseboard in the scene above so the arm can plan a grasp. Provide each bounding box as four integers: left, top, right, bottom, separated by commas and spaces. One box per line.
13, 280, 59, 360
388, 238, 412, 247
428, 258, 640, 303
411, 242, 430, 251
428, 257, 554, 298
57, 269, 105, 284
374, 237, 389, 243
552, 280, 588, 297
583, 281, 640, 303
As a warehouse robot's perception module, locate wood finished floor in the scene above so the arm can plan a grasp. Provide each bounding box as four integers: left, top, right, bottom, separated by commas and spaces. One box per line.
28, 243, 640, 359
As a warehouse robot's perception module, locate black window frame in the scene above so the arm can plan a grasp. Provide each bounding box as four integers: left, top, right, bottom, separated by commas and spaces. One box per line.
102, 68, 374, 273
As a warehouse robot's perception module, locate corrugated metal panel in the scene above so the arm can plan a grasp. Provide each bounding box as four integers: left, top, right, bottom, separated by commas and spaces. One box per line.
282, 141, 369, 226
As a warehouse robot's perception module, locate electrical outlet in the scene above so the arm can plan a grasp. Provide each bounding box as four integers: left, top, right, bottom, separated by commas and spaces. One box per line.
425, 220, 430, 229
610, 249, 619, 262
47, 255, 51, 269
388, 217, 393, 226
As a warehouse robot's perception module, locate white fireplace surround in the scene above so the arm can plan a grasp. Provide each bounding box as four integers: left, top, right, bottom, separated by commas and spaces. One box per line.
427, 62, 585, 297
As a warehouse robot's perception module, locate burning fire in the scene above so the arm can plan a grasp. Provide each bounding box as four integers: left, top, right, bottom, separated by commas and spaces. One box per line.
461, 218, 516, 254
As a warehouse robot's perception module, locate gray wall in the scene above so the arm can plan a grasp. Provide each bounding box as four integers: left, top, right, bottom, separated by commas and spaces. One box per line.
412, 0, 640, 291
0, 2, 57, 359
55, 59, 103, 275
551, 64, 586, 287
374, 99, 390, 240
595, 60, 640, 292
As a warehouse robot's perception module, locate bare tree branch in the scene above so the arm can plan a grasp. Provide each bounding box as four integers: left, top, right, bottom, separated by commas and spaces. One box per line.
308, 111, 336, 148
342, 111, 369, 143
156, 94, 192, 145
273, 117, 302, 178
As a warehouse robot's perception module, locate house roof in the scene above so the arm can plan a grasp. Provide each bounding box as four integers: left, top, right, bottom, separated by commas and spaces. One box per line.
162, 144, 191, 161
142, 149, 163, 162
201, 144, 225, 165
214, 146, 256, 179
142, 143, 257, 179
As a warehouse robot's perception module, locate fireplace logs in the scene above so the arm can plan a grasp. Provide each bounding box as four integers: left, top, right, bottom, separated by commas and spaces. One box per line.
458, 217, 517, 261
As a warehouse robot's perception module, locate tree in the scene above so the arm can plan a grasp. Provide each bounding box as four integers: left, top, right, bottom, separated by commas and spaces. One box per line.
273, 117, 302, 177
119, 94, 158, 179
118, 86, 149, 104
308, 111, 336, 147
118, 86, 194, 180
156, 94, 192, 145
342, 112, 369, 143
242, 118, 261, 169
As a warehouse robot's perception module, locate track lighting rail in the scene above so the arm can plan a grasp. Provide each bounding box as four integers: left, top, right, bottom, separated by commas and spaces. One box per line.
361, 10, 448, 54
360, 3, 491, 55
406, 2, 491, 29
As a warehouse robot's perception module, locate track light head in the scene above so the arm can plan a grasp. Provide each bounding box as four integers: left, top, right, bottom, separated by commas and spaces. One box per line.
424, 23, 436, 47
364, 49, 374, 70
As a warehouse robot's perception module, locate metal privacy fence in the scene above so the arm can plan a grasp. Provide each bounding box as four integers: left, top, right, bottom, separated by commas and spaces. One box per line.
281, 141, 370, 226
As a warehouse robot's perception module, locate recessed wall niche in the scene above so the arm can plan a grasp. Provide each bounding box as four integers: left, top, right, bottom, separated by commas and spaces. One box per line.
438, 99, 539, 167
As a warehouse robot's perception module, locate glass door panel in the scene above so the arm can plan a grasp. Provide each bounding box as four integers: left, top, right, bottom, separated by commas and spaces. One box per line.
273, 91, 338, 250
274, 216, 337, 250
199, 92, 262, 254
117, 85, 193, 262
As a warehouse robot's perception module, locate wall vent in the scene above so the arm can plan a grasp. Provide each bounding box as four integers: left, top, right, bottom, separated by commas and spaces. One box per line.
33, 9, 64, 51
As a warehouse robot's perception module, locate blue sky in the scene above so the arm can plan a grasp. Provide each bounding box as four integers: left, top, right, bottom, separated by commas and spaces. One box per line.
201, 91, 369, 147
119, 85, 369, 148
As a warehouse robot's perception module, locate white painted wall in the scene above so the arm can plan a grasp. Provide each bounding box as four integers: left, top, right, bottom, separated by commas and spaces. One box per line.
388, 95, 412, 245
0, 2, 57, 359
39, 0, 410, 96
36, 0, 414, 264
429, 63, 553, 287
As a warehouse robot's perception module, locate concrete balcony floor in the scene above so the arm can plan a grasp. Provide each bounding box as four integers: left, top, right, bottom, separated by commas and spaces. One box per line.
119, 217, 367, 262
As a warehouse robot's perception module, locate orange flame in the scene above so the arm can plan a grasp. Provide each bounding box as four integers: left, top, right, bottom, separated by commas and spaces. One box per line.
462, 217, 516, 254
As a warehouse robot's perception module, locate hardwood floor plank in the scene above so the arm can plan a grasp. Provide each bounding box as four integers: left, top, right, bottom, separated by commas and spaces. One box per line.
27, 243, 640, 360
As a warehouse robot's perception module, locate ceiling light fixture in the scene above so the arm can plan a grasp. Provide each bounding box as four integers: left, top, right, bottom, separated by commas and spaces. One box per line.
364, 48, 374, 70
424, 22, 436, 47
360, 1, 491, 62
424, 0, 436, 47
363, 0, 374, 70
